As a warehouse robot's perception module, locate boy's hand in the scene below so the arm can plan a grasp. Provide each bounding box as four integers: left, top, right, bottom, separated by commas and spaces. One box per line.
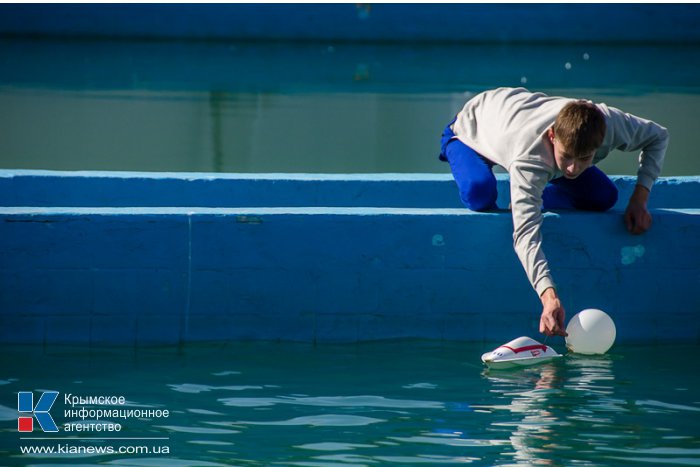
625, 185, 652, 235
539, 288, 568, 337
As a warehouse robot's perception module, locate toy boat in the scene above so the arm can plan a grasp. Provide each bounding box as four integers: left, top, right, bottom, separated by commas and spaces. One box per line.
481, 336, 561, 369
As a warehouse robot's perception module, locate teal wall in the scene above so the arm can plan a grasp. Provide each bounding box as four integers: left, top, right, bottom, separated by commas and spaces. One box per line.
1, 4, 699, 43
1, 171, 698, 345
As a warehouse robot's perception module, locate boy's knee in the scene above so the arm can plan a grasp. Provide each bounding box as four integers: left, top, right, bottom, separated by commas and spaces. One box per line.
602, 185, 618, 210
594, 183, 618, 211
459, 176, 498, 211
581, 184, 618, 211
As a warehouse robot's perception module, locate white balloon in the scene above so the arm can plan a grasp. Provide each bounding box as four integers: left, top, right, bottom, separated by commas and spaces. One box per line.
565, 308, 616, 354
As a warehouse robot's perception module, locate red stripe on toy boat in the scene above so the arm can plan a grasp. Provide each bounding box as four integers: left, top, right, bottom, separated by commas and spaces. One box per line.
498, 344, 548, 354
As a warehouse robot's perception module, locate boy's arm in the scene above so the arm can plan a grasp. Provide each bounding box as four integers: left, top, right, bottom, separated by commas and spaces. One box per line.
509, 159, 554, 296
509, 160, 567, 336
606, 106, 669, 233
605, 106, 669, 190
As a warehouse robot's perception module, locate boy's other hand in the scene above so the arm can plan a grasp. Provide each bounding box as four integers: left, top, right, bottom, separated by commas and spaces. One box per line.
539, 288, 568, 337
625, 184, 652, 234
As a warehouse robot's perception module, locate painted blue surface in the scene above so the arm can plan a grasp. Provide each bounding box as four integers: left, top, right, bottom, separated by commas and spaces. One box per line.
0, 4, 699, 43
1, 170, 699, 211
1, 171, 698, 345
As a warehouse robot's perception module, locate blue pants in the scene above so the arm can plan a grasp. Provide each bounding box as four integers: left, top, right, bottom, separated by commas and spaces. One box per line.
439, 120, 618, 212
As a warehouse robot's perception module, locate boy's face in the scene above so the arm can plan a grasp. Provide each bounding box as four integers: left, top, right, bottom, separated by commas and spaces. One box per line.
548, 128, 596, 179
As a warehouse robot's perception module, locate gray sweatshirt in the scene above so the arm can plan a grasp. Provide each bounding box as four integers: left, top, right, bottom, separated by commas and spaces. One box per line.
451, 87, 669, 296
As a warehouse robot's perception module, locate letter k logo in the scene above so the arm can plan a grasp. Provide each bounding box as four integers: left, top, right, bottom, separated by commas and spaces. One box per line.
18, 391, 59, 432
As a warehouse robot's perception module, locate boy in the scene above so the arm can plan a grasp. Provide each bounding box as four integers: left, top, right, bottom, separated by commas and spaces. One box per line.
438, 87, 669, 337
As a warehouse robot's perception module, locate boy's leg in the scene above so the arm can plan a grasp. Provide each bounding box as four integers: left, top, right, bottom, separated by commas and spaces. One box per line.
441, 135, 498, 211
542, 166, 618, 211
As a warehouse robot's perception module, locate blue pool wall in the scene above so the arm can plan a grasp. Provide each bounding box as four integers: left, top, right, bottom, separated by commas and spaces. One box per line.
1, 170, 698, 346
2, 170, 699, 211
1, 4, 699, 43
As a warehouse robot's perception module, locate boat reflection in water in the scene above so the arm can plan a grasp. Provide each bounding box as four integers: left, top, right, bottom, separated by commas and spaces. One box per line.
478, 354, 618, 465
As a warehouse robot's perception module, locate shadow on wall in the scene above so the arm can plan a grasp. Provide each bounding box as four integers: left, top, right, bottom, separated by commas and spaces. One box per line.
0, 4, 699, 43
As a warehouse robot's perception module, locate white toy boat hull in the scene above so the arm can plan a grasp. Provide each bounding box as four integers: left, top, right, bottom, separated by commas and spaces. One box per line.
481, 336, 562, 369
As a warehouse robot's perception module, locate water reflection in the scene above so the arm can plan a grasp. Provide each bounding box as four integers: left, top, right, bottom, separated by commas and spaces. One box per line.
3, 342, 699, 465
479, 355, 617, 466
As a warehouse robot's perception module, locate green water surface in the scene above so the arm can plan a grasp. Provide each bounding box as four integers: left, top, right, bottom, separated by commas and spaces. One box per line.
1, 340, 698, 466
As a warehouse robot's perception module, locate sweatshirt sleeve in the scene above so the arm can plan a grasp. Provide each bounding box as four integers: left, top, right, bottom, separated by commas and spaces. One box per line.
605, 106, 669, 191
509, 159, 556, 296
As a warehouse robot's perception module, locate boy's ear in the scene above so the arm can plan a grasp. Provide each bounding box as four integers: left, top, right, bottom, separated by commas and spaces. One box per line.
547, 127, 555, 142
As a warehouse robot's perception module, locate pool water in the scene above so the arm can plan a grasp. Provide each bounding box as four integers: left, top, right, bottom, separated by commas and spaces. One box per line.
1, 340, 698, 466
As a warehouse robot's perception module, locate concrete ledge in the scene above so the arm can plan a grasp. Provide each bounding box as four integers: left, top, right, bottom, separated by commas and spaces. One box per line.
0, 170, 464, 209
1, 205, 698, 345
2, 170, 700, 211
